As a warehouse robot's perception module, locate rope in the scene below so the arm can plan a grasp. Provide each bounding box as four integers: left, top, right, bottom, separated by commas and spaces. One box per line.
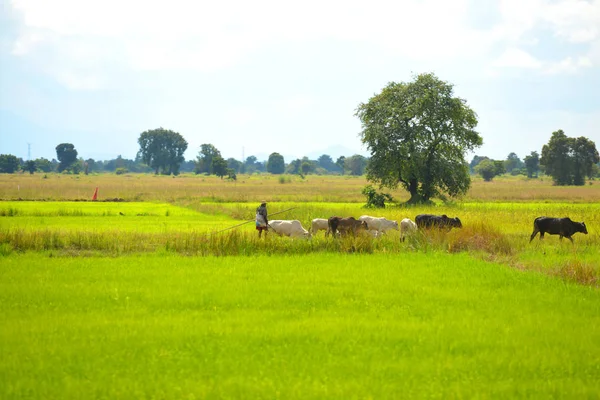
207, 207, 297, 235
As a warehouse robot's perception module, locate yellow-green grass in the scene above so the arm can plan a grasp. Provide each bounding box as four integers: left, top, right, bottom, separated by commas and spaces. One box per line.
1, 253, 599, 399
2, 201, 599, 286
2, 173, 600, 203
0, 202, 238, 232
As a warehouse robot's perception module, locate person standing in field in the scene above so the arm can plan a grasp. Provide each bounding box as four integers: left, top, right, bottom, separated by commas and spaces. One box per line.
256, 201, 268, 238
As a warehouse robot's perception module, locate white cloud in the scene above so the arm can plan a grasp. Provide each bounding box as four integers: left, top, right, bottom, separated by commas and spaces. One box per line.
544, 56, 593, 75
7, 0, 499, 87
490, 0, 600, 74
492, 47, 542, 69
543, 0, 600, 43
9, 0, 599, 91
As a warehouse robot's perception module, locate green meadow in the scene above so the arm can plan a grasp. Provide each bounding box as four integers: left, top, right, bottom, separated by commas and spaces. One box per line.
1, 174, 600, 398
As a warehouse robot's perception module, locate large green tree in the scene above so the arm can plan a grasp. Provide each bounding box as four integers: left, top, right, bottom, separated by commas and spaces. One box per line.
469, 155, 489, 174
194, 144, 221, 174
34, 157, 54, 173
523, 151, 539, 178
541, 130, 599, 185
335, 156, 346, 175
0, 154, 20, 173
24, 160, 36, 174
504, 152, 523, 174
317, 154, 337, 172
345, 154, 368, 176
356, 73, 482, 203
475, 159, 498, 182
572, 136, 599, 185
137, 128, 188, 175
266, 152, 285, 174
55, 143, 78, 172
212, 155, 229, 179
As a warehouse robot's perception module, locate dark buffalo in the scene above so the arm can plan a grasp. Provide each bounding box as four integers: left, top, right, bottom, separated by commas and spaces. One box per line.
415, 214, 462, 230
327, 216, 368, 237
529, 217, 588, 243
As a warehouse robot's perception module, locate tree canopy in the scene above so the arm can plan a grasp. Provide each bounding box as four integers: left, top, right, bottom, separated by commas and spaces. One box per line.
0, 154, 20, 173
266, 152, 285, 174
55, 143, 78, 172
345, 154, 368, 176
356, 73, 482, 203
137, 128, 188, 175
212, 155, 228, 179
504, 152, 524, 174
523, 151, 540, 178
541, 130, 599, 185
195, 144, 221, 174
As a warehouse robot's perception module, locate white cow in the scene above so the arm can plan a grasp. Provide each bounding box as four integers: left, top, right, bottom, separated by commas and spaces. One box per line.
310, 218, 329, 235
400, 218, 418, 242
269, 220, 311, 238
358, 215, 399, 235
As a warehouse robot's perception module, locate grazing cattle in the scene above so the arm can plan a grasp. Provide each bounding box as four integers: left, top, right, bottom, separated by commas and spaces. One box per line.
400, 218, 418, 242
268, 220, 311, 238
529, 217, 588, 243
311, 218, 329, 235
368, 230, 381, 238
358, 215, 399, 234
327, 216, 368, 237
415, 214, 462, 230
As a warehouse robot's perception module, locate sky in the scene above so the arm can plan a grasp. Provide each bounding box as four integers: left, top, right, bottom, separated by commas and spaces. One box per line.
1, 0, 599, 164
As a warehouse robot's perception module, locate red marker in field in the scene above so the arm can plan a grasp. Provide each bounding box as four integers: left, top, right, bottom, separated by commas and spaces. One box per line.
92, 187, 98, 201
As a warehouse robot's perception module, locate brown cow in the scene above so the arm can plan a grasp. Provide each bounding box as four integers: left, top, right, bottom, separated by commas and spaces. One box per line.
327, 216, 368, 237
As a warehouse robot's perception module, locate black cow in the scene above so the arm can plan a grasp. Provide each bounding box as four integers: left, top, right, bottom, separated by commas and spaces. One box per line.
415, 214, 462, 230
529, 217, 588, 243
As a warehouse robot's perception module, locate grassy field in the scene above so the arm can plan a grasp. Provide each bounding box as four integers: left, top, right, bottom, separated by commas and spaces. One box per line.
2, 172, 600, 203
1, 174, 599, 398
2, 253, 600, 399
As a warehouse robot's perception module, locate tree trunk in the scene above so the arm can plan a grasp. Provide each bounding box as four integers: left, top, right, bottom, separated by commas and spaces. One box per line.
406, 179, 421, 204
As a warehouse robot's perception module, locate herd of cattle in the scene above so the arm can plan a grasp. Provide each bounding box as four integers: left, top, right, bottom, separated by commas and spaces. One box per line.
267, 215, 588, 243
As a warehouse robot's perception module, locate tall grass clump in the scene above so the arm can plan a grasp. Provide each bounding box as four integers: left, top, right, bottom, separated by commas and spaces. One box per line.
553, 260, 598, 287
0, 207, 19, 216
0, 243, 13, 256
447, 223, 514, 256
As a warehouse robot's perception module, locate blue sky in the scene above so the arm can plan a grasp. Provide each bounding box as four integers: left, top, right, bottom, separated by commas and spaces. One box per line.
1, 0, 599, 164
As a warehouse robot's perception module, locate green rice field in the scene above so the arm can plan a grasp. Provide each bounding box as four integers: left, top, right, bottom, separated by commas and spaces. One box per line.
2, 253, 600, 399
1, 174, 599, 398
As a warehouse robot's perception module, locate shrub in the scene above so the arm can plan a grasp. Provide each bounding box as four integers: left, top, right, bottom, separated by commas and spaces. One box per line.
361, 185, 393, 208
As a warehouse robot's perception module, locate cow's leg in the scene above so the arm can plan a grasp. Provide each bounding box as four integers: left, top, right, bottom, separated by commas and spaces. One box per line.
566, 235, 574, 243
529, 227, 539, 242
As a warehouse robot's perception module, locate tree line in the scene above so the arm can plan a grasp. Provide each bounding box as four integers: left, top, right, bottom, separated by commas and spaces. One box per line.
1, 127, 598, 188
1, 73, 598, 205
0, 132, 370, 178
469, 130, 599, 185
